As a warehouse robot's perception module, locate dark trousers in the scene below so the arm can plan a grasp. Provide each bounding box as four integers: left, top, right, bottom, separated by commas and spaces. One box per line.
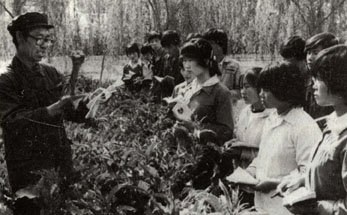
7, 147, 73, 215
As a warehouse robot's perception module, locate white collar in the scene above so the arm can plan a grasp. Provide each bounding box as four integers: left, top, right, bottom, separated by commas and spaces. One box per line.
269, 107, 305, 126
196, 75, 220, 88
253, 107, 274, 118
128, 59, 141, 68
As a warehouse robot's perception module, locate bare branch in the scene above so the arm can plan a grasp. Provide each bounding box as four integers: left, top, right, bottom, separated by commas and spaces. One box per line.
291, 0, 308, 24
0, 1, 14, 18
147, 0, 154, 11
163, 0, 169, 29
317, 0, 347, 27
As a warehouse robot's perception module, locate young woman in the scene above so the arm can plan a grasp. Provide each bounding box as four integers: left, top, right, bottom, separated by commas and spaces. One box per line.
246, 62, 322, 215
220, 67, 272, 208
178, 38, 233, 144
229, 67, 273, 169
171, 65, 195, 101
304, 32, 339, 119
277, 45, 347, 215
122, 42, 143, 91
171, 38, 233, 194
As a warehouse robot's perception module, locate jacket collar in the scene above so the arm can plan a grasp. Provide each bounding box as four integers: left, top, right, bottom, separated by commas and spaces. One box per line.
128, 59, 142, 69
11, 56, 44, 77
192, 75, 220, 95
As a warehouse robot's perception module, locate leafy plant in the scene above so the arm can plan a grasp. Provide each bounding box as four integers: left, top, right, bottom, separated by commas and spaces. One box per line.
0, 77, 250, 215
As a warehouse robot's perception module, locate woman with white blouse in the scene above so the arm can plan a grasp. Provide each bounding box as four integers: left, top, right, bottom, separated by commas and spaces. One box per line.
246, 62, 322, 215
222, 67, 272, 175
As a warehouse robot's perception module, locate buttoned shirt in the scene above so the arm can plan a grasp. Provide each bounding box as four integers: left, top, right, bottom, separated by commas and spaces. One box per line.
234, 105, 273, 168
248, 107, 322, 215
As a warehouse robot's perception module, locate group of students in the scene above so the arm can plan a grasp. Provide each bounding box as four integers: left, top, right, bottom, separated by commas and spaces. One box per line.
122, 29, 347, 215
1, 10, 345, 214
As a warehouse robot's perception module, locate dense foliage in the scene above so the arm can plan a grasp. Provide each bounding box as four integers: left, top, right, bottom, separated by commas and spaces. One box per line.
0, 77, 249, 215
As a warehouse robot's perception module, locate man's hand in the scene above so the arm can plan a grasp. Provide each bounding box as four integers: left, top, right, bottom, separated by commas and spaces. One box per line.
47, 95, 85, 116
70, 50, 85, 68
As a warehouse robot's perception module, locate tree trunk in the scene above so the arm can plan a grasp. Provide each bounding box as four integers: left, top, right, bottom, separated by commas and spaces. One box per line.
147, 0, 162, 31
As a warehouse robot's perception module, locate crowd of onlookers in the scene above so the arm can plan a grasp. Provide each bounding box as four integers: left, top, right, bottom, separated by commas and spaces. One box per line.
120, 29, 347, 215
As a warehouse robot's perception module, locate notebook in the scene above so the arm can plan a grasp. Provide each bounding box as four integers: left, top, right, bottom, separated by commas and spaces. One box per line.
282, 187, 316, 206
226, 167, 259, 185
172, 102, 193, 121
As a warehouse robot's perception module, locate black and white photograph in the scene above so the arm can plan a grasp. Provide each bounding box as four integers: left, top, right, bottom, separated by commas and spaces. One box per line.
0, 0, 346, 214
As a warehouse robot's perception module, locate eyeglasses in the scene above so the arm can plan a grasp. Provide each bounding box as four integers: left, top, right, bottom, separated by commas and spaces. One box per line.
28, 34, 55, 46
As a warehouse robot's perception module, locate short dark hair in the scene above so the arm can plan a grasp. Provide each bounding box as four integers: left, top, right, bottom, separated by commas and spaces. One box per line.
180, 38, 221, 76
147, 31, 161, 43
240, 67, 263, 92
259, 62, 306, 107
161, 30, 181, 48
125, 42, 140, 56
312, 44, 347, 102
305, 32, 339, 52
140, 43, 155, 56
280, 36, 306, 60
202, 28, 228, 55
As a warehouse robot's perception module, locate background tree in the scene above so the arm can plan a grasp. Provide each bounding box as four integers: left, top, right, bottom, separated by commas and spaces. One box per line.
1, 0, 347, 58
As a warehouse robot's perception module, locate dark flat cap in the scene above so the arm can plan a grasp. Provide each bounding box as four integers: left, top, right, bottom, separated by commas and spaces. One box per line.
7, 12, 54, 33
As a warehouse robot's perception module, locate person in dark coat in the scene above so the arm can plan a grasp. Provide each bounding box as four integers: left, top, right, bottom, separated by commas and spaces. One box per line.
151, 30, 184, 101
171, 38, 233, 196
146, 31, 166, 59
122, 42, 144, 91
0, 12, 89, 215
279, 35, 307, 75
160, 30, 184, 87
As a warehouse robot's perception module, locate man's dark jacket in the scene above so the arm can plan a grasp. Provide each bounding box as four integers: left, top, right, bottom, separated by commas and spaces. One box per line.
0, 57, 87, 192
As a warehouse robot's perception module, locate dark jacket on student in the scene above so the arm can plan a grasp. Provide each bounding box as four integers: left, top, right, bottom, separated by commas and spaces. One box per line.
188, 76, 233, 144
122, 61, 144, 91
161, 54, 184, 86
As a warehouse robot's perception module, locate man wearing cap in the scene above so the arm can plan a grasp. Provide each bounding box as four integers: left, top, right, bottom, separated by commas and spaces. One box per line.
0, 12, 88, 214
